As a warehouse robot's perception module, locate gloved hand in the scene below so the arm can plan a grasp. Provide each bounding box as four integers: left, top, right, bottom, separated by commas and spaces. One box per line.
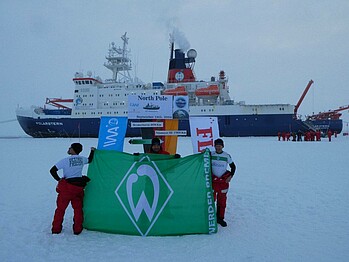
82, 176, 91, 183
133, 152, 140, 156
56, 179, 64, 193
174, 154, 181, 158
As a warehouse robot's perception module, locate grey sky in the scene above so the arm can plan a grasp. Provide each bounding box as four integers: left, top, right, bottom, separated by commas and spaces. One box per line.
1, 0, 348, 122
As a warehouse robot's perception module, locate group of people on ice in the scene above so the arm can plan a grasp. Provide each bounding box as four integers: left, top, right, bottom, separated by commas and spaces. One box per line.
49, 137, 236, 235
278, 129, 335, 142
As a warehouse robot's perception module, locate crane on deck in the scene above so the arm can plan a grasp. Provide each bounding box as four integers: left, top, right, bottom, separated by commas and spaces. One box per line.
45, 98, 73, 109
307, 105, 349, 120
293, 80, 314, 119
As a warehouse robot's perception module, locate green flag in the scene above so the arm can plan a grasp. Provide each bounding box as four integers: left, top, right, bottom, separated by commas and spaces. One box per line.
83, 149, 217, 236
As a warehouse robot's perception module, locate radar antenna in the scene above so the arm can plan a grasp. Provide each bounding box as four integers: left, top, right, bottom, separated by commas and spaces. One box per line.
104, 32, 133, 82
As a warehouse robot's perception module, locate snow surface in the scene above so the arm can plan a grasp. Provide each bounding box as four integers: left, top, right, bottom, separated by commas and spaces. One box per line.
0, 129, 348, 261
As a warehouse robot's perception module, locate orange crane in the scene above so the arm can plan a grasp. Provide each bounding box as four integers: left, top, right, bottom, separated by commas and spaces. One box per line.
307, 105, 349, 120
45, 98, 73, 109
293, 80, 314, 119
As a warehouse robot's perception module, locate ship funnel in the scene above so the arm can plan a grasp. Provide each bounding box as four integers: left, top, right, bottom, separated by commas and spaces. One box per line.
167, 42, 196, 83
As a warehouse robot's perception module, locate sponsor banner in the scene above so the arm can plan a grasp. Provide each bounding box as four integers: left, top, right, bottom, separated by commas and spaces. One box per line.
131, 122, 164, 128
128, 95, 173, 119
97, 117, 127, 151
155, 130, 187, 136
83, 149, 217, 236
172, 96, 189, 119
189, 117, 220, 153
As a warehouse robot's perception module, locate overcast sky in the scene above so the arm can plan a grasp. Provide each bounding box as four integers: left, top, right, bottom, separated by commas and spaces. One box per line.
1, 0, 348, 122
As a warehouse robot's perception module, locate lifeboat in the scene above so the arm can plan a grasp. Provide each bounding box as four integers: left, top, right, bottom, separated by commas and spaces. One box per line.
163, 86, 188, 96
195, 85, 220, 97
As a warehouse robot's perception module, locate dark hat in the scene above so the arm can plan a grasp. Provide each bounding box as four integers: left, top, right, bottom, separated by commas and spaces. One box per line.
71, 143, 83, 154
214, 138, 224, 146
151, 137, 161, 146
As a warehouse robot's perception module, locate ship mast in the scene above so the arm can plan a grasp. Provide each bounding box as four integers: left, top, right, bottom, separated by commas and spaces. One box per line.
104, 32, 133, 83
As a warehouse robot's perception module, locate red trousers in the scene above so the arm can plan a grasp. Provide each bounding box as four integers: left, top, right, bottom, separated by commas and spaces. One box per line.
212, 171, 231, 219
52, 179, 84, 234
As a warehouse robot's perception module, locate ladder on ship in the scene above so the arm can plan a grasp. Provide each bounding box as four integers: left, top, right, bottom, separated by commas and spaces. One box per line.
302, 120, 317, 131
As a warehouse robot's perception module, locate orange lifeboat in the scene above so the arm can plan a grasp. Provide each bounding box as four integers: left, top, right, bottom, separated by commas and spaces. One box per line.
195, 85, 220, 97
163, 86, 188, 96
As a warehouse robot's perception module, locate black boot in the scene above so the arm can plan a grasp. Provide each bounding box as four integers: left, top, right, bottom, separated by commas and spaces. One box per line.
217, 217, 227, 227
216, 206, 228, 227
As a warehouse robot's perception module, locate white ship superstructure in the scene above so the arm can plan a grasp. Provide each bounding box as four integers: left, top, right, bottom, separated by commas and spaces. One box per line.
71, 32, 161, 119
16, 32, 342, 138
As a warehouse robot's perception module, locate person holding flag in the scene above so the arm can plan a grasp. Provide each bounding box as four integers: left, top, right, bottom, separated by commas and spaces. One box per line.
50, 143, 95, 235
148, 137, 170, 154
148, 137, 182, 158
211, 138, 236, 227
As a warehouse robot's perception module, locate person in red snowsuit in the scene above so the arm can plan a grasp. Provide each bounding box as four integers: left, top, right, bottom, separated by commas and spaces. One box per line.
134, 137, 180, 157
211, 139, 236, 227
311, 130, 317, 141
148, 137, 170, 154
281, 132, 286, 141
148, 137, 181, 158
315, 130, 321, 141
327, 130, 333, 142
50, 143, 95, 235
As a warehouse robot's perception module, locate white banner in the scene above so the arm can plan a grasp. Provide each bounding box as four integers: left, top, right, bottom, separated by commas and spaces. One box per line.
131, 122, 164, 128
155, 130, 187, 136
128, 95, 173, 119
189, 117, 220, 153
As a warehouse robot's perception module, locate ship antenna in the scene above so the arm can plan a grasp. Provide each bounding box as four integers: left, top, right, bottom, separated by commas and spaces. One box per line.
104, 32, 133, 83
121, 32, 128, 59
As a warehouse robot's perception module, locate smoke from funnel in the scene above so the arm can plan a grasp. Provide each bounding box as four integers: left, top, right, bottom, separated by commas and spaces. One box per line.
169, 27, 190, 52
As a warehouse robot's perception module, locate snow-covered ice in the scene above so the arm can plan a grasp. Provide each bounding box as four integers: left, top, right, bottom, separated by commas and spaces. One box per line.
0, 124, 348, 261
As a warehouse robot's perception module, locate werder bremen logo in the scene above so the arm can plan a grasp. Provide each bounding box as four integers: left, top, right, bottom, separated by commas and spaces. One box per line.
115, 156, 174, 236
